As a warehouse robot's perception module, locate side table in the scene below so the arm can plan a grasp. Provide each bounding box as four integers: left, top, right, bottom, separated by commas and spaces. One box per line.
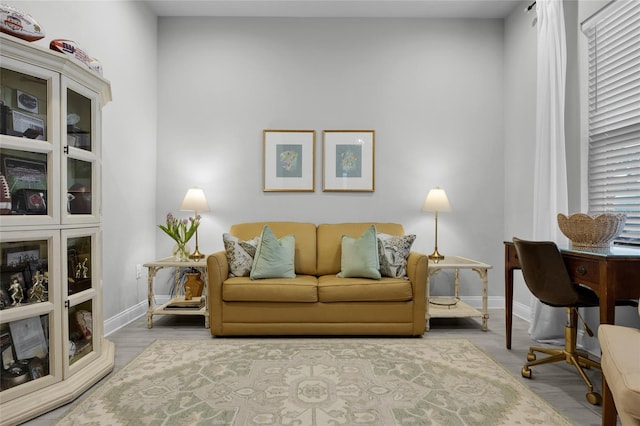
426, 256, 491, 331
143, 257, 209, 329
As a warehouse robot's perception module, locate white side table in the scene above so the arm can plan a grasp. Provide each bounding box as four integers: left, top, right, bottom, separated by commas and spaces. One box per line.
426, 256, 491, 331
143, 257, 209, 329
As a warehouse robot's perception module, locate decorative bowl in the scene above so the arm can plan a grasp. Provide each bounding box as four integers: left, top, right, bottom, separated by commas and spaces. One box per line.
557, 213, 626, 250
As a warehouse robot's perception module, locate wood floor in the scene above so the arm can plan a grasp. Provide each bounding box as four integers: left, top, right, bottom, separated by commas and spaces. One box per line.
25, 309, 611, 425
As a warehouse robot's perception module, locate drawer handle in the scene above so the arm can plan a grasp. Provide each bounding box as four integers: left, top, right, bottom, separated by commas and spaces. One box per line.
576, 266, 587, 275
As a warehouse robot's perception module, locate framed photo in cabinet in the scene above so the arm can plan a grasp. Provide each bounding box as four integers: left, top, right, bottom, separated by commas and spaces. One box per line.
11, 110, 44, 139
2, 156, 47, 192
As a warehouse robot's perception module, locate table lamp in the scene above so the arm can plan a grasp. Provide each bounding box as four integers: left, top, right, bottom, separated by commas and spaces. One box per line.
422, 186, 452, 261
180, 187, 210, 260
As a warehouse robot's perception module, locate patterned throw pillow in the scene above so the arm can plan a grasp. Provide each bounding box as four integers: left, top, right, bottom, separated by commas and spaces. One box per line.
223, 233, 259, 277
377, 233, 416, 279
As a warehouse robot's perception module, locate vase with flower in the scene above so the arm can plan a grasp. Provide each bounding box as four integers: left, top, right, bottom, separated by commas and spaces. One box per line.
158, 212, 200, 261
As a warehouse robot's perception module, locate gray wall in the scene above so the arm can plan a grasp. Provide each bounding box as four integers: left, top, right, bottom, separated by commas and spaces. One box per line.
10, 1, 158, 328
10, 1, 634, 336
156, 17, 506, 299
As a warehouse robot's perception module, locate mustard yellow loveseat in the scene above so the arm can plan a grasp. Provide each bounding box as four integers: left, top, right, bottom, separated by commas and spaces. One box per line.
206, 222, 428, 336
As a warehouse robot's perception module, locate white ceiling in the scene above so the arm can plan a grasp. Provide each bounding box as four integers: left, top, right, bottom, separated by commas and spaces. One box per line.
144, 0, 525, 19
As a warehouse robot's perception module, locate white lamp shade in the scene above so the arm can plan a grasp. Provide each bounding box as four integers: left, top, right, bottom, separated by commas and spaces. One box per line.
422, 187, 452, 212
180, 187, 210, 212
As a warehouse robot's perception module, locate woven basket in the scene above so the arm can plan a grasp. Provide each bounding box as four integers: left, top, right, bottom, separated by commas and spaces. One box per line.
557, 213, 626, 250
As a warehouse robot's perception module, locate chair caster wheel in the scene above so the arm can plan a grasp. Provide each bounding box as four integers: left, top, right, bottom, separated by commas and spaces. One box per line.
586, 392, 602, 405
521, 366, 532, 378
527, 353, 536, 362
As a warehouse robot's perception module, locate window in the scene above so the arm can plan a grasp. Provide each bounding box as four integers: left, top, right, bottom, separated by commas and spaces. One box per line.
582, 0, 640, 247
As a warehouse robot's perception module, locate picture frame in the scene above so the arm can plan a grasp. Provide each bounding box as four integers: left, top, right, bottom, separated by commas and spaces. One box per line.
1, 329, 16, 369
16, 90, 39, 114
11, 110, 44, 139
2, 156, 47, 193
263, 129, 315, 192
323, 130, 375, 192
9, 316, 48, 360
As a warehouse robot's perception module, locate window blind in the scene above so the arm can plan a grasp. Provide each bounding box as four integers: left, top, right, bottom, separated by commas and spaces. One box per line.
582, 0, 640, 247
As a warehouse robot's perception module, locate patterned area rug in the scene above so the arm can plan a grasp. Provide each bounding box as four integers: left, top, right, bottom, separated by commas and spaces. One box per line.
57, 338, 571, 425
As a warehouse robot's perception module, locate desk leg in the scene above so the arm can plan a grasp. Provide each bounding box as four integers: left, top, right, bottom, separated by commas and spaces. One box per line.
505, 268, 514, 349
147, 267, 159, 329
602, 376, 618, 426
472, 267, 490, 331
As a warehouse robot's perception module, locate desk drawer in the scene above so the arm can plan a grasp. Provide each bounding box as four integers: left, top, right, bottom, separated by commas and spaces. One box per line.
563, 257, 600, 285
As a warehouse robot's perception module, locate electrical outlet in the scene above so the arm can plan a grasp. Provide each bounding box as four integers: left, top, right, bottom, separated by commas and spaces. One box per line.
136, 264, 142, 279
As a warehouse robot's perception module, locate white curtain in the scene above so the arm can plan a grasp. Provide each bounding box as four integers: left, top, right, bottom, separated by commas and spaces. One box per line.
529, 0, 570, 342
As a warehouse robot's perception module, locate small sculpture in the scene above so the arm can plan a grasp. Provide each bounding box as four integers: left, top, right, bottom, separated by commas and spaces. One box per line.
75, 258, 89, 279
28, 270, 47, 302
81, 258, 89, 278
9, 278, 23, 306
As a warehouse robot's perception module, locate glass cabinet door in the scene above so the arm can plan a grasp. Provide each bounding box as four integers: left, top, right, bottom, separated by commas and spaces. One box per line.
61, 79, 100, 225
62, 228, 101, 374
65, 234, 94, 297
0, 230, 61, 400
65, 89, 92, 152
0, 60, 60, 227
0, 65, 51, 141
66, 158, 93, 216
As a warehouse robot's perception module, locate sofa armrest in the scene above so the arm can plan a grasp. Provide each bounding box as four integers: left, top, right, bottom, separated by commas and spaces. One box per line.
406, 251, 428, 335
207, 251, 228, 335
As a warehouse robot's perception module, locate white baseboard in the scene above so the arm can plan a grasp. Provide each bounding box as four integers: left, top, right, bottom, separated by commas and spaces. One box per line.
104, 296, 170, 336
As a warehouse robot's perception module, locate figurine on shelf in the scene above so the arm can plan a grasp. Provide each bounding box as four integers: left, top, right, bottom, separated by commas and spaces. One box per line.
9, 278, 23, 306
75, 258, 89, 279
28, 270, 47, 302
81, 259, 89, 278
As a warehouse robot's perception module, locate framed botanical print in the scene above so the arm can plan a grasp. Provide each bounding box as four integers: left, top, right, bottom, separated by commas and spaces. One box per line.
263, 130, 315, 192
323, 130, 375, 192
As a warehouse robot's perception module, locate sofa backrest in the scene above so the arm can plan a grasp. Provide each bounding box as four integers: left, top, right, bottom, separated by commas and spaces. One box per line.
228, 222, 317, 276
317, 223, 405, 276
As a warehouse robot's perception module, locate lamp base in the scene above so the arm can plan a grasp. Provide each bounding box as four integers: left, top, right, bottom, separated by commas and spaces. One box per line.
189, 247, 206, 261
428, 248, 445, 262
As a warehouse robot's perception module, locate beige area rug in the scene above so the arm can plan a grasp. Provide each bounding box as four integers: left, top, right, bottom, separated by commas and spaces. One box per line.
56, 338, 571, 426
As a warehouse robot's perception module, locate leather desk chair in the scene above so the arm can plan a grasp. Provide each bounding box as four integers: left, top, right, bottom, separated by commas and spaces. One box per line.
513, 237, 637, 406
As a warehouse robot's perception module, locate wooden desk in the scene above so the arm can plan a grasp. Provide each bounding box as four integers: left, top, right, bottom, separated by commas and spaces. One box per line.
504, 241, 640, 426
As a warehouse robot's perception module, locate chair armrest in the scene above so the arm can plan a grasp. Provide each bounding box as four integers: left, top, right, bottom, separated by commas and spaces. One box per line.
406, 251, 428, 334
206, 251, 228, 335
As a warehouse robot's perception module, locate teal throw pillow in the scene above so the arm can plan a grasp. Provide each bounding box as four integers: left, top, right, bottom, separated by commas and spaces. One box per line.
250, 225, 296, 279
338, 225, 381, 279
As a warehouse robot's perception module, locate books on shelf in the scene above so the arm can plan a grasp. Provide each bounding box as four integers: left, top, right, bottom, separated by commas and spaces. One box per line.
164, 296, 205, 310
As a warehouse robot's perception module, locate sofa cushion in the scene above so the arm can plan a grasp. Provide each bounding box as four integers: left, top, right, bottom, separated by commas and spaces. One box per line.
229, 222, 317, 276
338, 225, 381, 279
223, 275, 318, 302
378, 233, 416, 279
250, 225, 296, 279
223, 233, 259, 277
318, 275, 413, 302
317, 223, 405, 275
